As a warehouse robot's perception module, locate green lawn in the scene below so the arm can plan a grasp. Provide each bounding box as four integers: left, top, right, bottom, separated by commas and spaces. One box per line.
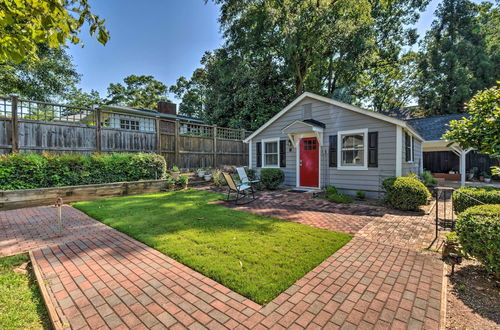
73, 190, 352, 304
0, 254, 50, 330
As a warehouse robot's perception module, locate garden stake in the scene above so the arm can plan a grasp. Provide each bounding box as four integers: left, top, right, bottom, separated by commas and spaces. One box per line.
55, 197, 63, 235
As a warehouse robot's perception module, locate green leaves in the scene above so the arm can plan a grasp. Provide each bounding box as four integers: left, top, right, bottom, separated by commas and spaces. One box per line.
443, 83, 500, 169
105, 75, 169, 110
0, 0, 110, 64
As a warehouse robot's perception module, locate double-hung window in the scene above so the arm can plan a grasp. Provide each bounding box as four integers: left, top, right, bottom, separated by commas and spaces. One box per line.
262, 138, 279, 167
338, 129, 368, 169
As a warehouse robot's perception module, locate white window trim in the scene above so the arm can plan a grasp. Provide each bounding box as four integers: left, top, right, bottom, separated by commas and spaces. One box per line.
405, 131, 414, 163
337, 128, 369, 170
261, 137, 280, 168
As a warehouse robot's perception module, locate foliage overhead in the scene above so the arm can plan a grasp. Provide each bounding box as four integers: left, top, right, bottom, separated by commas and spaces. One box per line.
416, 0, 499, 115
0, 0, 109, 63
443, 84, 500, 174
105, 74, 170, 110
0, 44, 80, 101
169, 68, 207, 118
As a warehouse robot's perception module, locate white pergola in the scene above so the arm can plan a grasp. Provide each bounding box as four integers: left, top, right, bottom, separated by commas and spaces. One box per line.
421, 140, 473, 186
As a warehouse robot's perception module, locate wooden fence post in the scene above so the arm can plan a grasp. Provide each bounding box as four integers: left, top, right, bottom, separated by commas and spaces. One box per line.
175, 120, 180, 166
95, 107, 101, 152
156, 117, 161, 154
213, 125, 217, 168
11, 95, 18, 153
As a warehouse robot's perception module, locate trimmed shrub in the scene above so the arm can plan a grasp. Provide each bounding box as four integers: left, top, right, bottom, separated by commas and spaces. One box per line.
382, 177, 430, 211
456, 204, 500, 276
260, 168, 284, 190
453, 186, 500, 213
0, 152, 166, 190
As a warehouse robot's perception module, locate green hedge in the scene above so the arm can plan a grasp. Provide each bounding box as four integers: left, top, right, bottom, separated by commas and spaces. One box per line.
456, 204, 500, 276
0, 153, 167, 190
260, 168, 284, 190
382, 177, 430, 211
452, 186, 500, 213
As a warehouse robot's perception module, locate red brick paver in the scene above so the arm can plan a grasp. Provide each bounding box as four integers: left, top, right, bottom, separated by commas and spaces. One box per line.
1, 197, 445, 329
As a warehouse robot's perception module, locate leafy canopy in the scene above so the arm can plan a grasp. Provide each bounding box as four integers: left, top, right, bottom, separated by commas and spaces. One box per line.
0, 0, 109, 63
0, 44, 80, 101
443, 83, 500, 174
416, 0, 499, 115
105, 75, 169, 110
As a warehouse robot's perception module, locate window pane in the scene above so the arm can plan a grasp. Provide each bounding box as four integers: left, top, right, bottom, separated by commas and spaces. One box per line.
342, 150, 364, 165
265, 154, 278, 166
265, 142, 277, 153
342, 134, 363, 148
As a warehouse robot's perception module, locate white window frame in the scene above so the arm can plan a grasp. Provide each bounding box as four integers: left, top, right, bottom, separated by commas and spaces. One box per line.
405, 131, 414, 163
120, 119, 140, 131
337, 128, 368, 170
261, 138, 280, 168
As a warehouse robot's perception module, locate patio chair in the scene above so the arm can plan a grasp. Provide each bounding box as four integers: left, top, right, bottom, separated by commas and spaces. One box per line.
236, 167, 260, 187
222, 172, 256, 205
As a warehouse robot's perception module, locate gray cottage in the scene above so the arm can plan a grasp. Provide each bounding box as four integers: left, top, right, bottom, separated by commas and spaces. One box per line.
244, 92, 424, 198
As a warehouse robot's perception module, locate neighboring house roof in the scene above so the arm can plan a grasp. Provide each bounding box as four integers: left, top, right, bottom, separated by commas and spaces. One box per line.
243, 92, 424, 142
406, 113, 470, 141
100, 105, 204, 123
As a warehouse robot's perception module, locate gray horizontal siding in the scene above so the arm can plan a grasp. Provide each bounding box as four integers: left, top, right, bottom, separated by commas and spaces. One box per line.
250, 97, 400, 194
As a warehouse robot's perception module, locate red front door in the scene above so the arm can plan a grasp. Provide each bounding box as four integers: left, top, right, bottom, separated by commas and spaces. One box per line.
300, 137, 319, 187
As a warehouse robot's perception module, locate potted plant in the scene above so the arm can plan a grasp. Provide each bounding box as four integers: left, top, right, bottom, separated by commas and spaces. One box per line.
484, 173, 492, 183
479, 171, 485, 182
204, 170, 212, 182
166, 178, 176, 190
171, 166, 180, 180
179, 174, 189, 189
197, 168, 206, 178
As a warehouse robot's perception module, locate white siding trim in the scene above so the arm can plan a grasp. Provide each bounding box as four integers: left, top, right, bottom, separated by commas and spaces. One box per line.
248, 139, 252, 168
396, 126, 403, 177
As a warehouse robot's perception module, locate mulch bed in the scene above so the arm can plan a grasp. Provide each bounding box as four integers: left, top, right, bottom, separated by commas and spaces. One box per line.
446, 259, 500, 329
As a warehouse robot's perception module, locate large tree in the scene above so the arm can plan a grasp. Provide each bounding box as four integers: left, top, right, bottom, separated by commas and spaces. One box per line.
189, 0, 429, 129
416, 0, 499, 115
0, 44, 80, 101
105, 75, 169, 110
169, 68, 207, 118
0, 0, 109, 63
66, 87, 102, 108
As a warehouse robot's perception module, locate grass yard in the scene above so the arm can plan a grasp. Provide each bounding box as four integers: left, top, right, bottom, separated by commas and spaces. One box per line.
0, 254, 50, 330
73, 190, 352, 304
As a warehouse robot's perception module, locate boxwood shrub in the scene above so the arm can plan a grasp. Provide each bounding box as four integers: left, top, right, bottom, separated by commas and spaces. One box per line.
0, 152, 167, 190
260, 168, 284, 190
456, 204, 500, 276
382, 177, 430, 211
452, 186, 500, 213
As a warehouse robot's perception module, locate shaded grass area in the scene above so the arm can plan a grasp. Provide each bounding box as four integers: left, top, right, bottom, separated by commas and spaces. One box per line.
73, 190, 352, 304
0, 254, 51, 330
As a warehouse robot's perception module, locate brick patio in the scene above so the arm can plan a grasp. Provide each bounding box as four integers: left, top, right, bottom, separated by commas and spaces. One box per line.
0, 193, 445, 329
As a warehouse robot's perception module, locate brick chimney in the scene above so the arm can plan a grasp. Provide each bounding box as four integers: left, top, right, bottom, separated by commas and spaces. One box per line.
157, 101, 177, 115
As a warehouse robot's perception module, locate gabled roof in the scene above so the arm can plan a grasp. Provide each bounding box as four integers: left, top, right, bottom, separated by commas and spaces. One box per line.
243, 92, 423, 142
406, 113, 469, 141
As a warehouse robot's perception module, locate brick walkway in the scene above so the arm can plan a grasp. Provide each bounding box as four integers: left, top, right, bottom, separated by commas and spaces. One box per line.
0, 193, 445, 329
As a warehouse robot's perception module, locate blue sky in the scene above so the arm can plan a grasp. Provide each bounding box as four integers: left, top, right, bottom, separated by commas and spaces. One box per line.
67, 0, 468, 103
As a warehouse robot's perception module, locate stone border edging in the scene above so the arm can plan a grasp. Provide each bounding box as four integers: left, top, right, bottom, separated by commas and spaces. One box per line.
29, 250, 65, 330
440, 263, 448, 329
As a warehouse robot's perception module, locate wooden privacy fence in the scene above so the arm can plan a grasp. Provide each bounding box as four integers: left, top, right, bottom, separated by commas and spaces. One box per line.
0, 95, 251, 168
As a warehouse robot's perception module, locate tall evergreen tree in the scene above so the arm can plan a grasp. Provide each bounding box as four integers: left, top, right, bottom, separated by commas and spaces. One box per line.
416, 0, 499, 115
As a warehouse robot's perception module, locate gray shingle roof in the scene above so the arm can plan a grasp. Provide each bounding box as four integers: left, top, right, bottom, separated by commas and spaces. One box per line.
406, 113, 470, 141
